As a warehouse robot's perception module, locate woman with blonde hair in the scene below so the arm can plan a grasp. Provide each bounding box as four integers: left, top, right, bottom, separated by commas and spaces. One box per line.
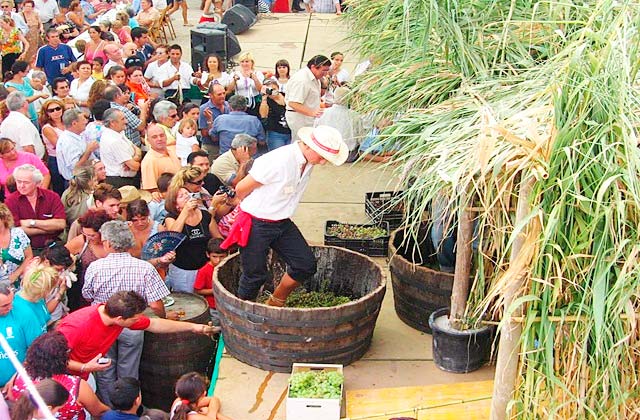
61, 165, 96, 228
228, 52, 264, 116
164, 166, 222, 292
0, 202, 33, 283
14, 263, 58, 331
39, 98, 67, 195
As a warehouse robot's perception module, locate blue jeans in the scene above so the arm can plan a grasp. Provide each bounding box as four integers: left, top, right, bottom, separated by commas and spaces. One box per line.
266, 131, 291, 152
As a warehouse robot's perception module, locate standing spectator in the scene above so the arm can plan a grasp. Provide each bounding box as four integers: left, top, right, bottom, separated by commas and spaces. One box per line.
38, 99, 66, 194
35, 28, 76, 85
34, 0, 60, 30
51, 77, 79, 110
211, 134, 256, 187
112, 11, 132, 44
228, 52, 264, 116
312, 0, 341, 13
103, 43, 125, 76
39, 243, 75, 324
0, 139, 50, 194
103, 377, 143, 420
274, 59, 290, 93
66, 182, 120, 241
210, 94, 264, 155
100, 109, 142, 188
193, 238, 227, 325
316, 86, 364, 162
28, 71, 51, 115
1, 0, 28, 35
84, 25, 107, 64
196, 53, 232, 95
159, 44, 195, 102
187, 150, 221, 196
0, 279, 42, 387
56, 291, 217, 389
52, 12, 79, 42
285, 54, 330, 140
126, 199, 166, 259
147, 172, 172, 223
328, 51, 349, 86
56, 109, 99, 182
199, 83, 230, 159
153, 99, 179, 148
144, 44, 169, 98
69, 60, 95, 111
81, 221, 171, 405
106, 65, 127, 85
61, 165, 96, 231
5, 61, 45, 125
66, 0, 88, 32
83, 99, 110, 148
166, 0, 189, 26
19, 1, 43, 64
5, 164, 66, 254
126, 66, 154, 103
0, 18, 30, 80
86, 79, 107, 110
141, 123, 180, 192
13, 264, 57, 332
0, 203, 33, 283
104, 84, 148, 147
0, 91, 46, 158
259, 78, 291, 151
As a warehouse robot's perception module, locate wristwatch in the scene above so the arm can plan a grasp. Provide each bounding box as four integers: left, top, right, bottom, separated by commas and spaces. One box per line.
29, 219, 36, 227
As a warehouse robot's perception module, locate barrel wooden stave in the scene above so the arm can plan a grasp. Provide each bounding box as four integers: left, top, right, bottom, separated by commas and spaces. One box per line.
139, 293, 215, 411
389, 227, 454, 334
214, 246, 386, 373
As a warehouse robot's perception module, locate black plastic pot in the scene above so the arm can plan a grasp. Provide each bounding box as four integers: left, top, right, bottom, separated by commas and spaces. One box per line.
428, 307, 493, 373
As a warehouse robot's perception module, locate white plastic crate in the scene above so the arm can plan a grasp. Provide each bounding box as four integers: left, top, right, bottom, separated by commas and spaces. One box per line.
286, 363, 344, 420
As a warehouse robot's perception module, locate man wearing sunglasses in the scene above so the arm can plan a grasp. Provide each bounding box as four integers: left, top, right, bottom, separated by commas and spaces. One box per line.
285, 54, 331, 141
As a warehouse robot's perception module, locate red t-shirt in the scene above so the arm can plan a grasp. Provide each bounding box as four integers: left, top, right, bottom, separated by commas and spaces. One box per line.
56, 304, 151, 379
193, 262, 216, 309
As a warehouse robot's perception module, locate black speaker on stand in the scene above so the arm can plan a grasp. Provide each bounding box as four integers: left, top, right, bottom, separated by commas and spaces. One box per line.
222, 4, 257, 35
190, 22, 242, 70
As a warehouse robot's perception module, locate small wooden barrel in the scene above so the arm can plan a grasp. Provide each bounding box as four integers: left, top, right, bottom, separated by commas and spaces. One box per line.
213, 246, 386, 373
139, 292, 215, 411
389, 226, 454, 333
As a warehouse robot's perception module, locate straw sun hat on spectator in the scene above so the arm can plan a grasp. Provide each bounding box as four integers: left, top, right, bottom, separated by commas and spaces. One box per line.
297, 125, 348, 166
118, 186, 152, 204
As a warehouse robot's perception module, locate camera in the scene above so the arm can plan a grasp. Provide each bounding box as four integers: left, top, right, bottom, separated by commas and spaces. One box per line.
265, 87, 276, 96
97, 357, 111, 364
218, 185, 236, 198
189, 192, 201, 200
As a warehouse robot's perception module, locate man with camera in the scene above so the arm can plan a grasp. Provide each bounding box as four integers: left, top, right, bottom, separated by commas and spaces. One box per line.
212, 134, 257, 187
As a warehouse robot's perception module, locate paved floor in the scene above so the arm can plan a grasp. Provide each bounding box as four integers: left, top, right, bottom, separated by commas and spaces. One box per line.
170, 11, 495, 420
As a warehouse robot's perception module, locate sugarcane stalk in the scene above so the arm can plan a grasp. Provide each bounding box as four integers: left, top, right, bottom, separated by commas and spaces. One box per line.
490, 176, 535, 420
449, 204, 474, 329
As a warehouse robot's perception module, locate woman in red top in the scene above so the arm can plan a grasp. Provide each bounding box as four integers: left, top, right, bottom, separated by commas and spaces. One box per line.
8, 331, 110, 420
126, 66, 155, 103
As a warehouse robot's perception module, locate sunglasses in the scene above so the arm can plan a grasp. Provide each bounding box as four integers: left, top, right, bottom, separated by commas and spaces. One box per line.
187, 180, 204, 186
47, 106, 63, 113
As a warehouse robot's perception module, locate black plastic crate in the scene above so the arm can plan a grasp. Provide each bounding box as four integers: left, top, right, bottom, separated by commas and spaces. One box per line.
365, 191, 405, 229
324, 220, 390, 257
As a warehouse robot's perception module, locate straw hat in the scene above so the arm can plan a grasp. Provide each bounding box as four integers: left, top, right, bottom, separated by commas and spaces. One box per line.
118, 186, 152, 203
298, 125, 348, 166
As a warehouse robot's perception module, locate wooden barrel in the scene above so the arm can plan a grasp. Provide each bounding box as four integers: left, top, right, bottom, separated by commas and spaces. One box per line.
389, 226, 454, 333
139, 292, 215, 411
213, 245, 386, 373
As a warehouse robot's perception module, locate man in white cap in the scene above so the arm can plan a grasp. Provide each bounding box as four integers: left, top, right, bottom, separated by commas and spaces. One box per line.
223, 125, 348, 306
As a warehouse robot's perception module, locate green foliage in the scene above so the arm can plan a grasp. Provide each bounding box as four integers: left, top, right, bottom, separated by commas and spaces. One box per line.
288, 371, 344, 399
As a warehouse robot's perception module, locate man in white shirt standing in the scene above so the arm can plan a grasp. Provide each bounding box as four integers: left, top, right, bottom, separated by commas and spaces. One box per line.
100, 109, 142, 188
56, 109, 99, 181
228, 125, 348, 306
285, 54, 330, 141
34, 0, 60, 30
159, 44, 196, 102
0, 92, 45, 158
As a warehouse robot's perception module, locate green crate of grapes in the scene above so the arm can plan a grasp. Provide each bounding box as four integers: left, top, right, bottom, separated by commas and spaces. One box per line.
324, 220, 390, 257
365, 191, 405, 229
286, 363, 344, 420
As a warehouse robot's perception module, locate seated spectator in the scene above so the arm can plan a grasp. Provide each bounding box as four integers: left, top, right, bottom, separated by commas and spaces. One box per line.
93, 158, 107, 183
152, 99, 179, 149
66, 182, 122, 240
66, 0, 89, 32
148, 172, 172, 223
176, 118, 200, 165
92, 57, 105, 80
358, 119, 398, 163
4, 61, 43, 125
104, 377, 143, 420
6, 164, 65, 254
29, 71, 51, 115
0, 203, 32, 283
100, 108, 143, 188
141, 123, 181, 192
10, 378, 69, 419
211, 134, 257, 186
0, 91, 46, 158
210, 94, 264, 155
113, 11, 132, 44
51, 76, 80, 110
13, 264, 58, 332
7, 331, 110, 418
171, 372, 232, 419
0, 138, 50, 194
126, 65, 154, 103
136, 1, 160, 33
56, 108, 98, 182
52, 12, 80, 42
61, 165, 96, 229
194, 238, 227, 326
87, 79, 107, 111
141, 408, 170, 420
123, 41, 144, 68
187, 150, 222, 195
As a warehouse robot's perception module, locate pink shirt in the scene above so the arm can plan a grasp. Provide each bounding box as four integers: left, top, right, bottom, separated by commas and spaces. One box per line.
0, 152, 50, 186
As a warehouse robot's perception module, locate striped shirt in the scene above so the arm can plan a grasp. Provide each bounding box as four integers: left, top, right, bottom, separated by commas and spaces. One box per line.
82, 252, 170, 304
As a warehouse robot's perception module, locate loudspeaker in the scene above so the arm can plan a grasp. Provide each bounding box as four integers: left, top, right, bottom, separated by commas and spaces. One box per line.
190, 23, 242, 69
234, 0, 258, 15
222, 4, 256, 35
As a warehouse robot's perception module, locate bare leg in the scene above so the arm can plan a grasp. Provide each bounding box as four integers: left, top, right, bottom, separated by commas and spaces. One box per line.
267, 273, 300, 306
182, 1, 190, 25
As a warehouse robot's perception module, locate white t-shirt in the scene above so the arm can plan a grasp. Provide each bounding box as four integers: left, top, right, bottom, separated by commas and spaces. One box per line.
175, 132, 198, 166
0, 112, 45, 158
100, 127, 137, 177
240, 142, 312, 220
200, 71, 232, 89
70, 77, 95, 103
158, 60, 194, 91
144, 59, 166, 97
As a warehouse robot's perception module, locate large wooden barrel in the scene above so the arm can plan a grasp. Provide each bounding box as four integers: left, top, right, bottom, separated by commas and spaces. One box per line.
139, 292, 215, 411
213, 245, 385, 373
389, 226, 454, 333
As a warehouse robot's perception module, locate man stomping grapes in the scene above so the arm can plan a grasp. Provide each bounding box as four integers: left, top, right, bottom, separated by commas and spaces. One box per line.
221, 126, 348, 306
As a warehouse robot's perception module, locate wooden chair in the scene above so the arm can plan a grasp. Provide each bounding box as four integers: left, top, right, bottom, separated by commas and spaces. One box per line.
148, 18, 167, 44
159, 7, 176, 40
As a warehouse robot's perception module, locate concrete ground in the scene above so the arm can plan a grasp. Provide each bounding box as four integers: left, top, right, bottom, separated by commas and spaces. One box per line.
171, 10, 495, 420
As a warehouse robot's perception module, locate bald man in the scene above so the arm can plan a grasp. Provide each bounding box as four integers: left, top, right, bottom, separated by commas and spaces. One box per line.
141, 124, 181, 192
103, 44, 125, 76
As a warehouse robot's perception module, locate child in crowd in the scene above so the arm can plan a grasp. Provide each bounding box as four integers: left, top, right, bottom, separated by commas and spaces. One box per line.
11, 378, 69, 420
141, 408, 170, 420
92, 57, 105, 80
194, 238, 228, 326
149, 172, 173, 223
171, 372, 233, 420
176, 118, 201, 166
103, 377, 142, 420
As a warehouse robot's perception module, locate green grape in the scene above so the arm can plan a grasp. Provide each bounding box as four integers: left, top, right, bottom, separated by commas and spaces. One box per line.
289, 370, 344, 399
